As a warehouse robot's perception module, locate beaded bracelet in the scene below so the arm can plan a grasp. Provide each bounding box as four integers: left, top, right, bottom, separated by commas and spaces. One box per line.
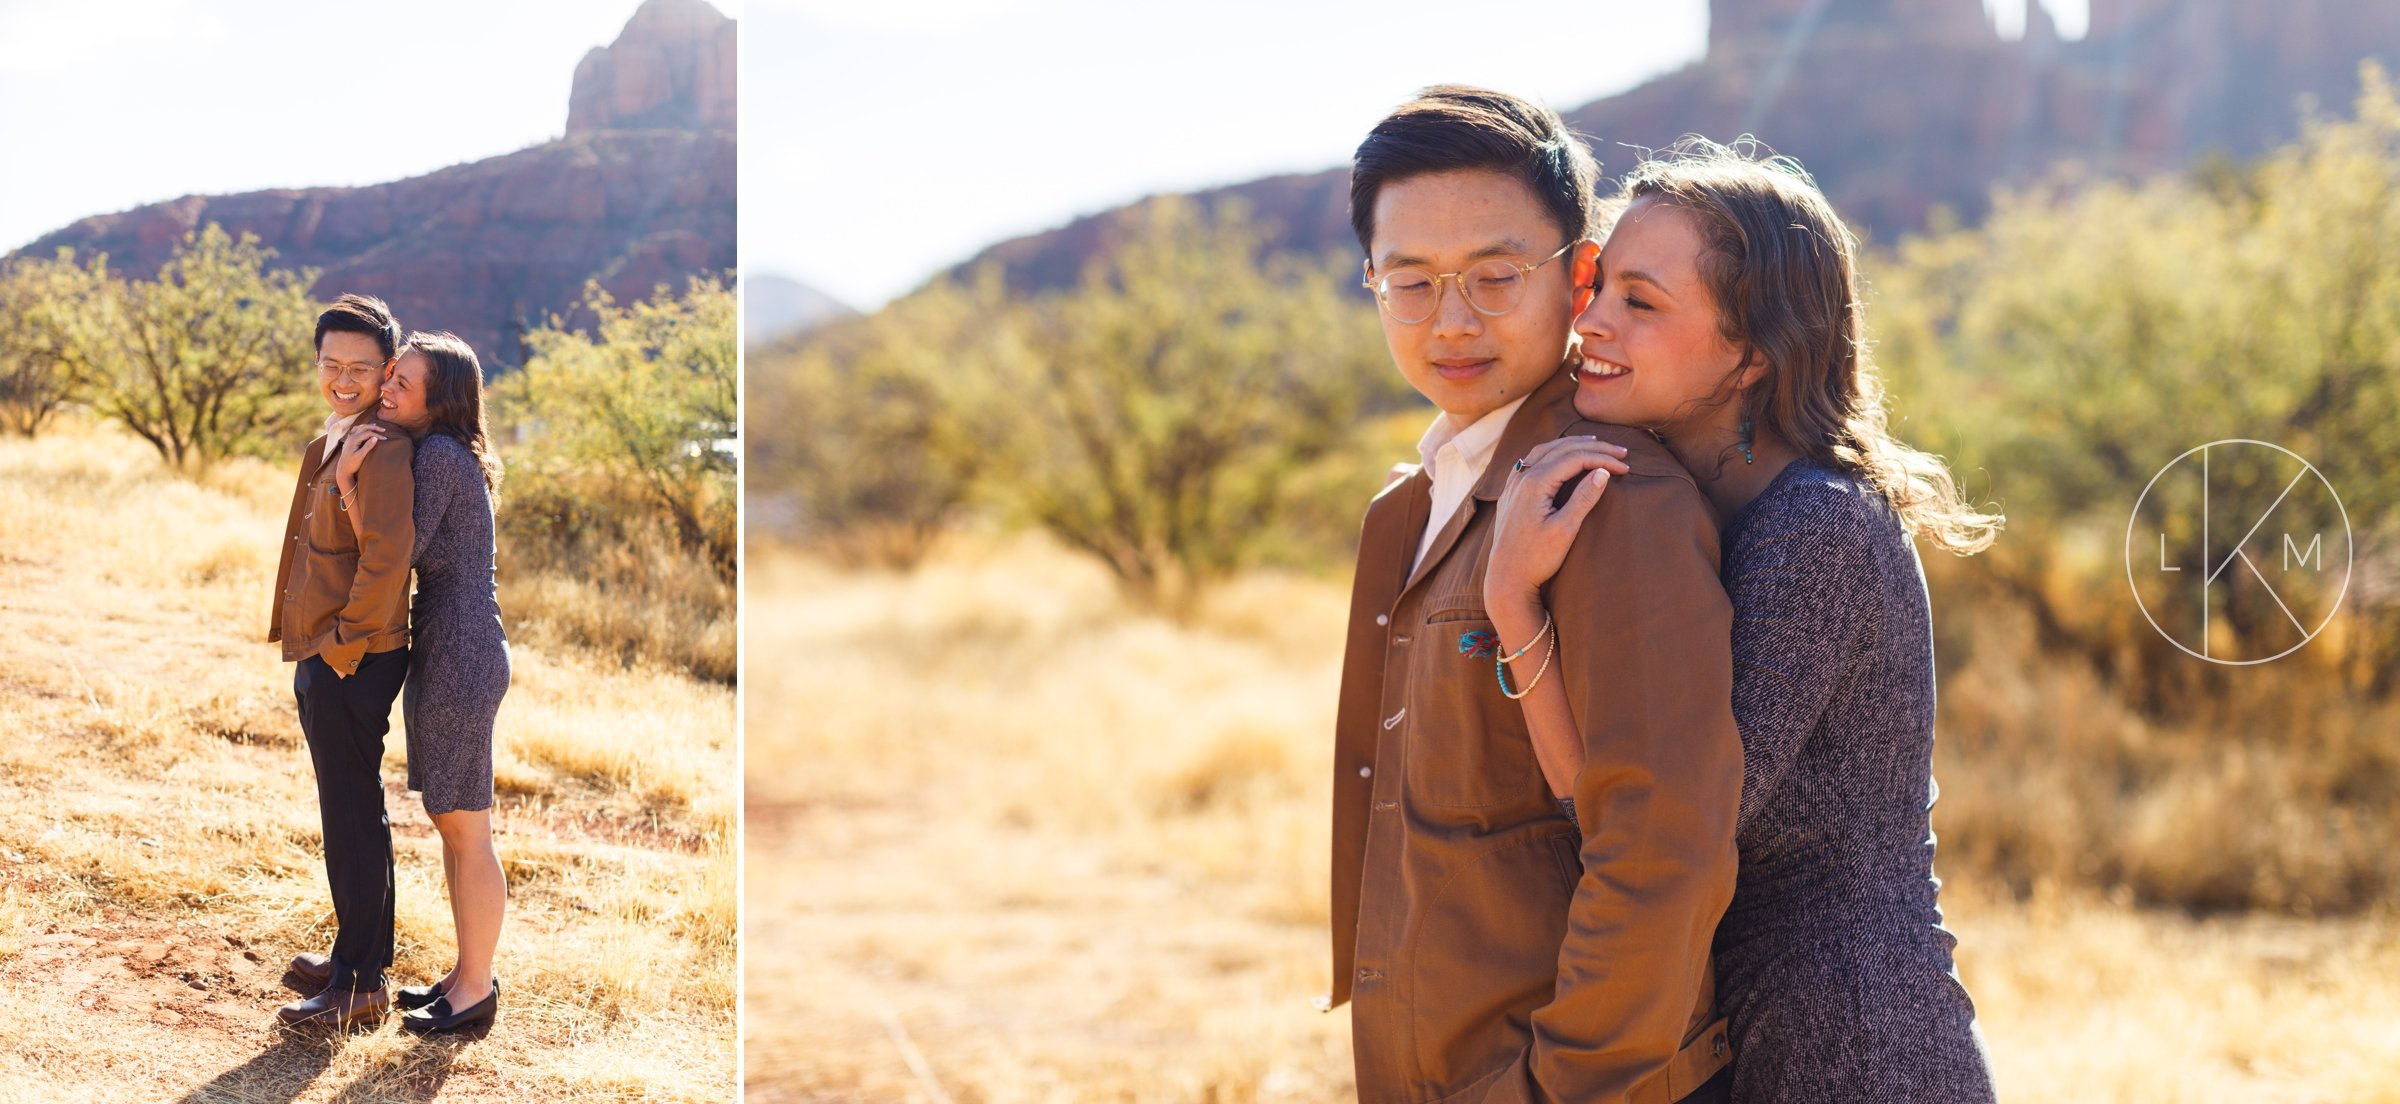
1498, 610, 1552, 665
1496, 618, 1556, 700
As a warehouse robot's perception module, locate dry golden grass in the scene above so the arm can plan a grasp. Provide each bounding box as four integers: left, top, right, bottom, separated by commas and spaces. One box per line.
744, 534, 2400, 1103
499, 522, 736, 685
0, 416, 735, 1103
1926, 554, 2400, 914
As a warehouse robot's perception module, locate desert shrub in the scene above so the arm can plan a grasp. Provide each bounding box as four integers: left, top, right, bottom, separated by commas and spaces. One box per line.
487, 277, 737, 681
0, 252, 90, 437
36, 225, 321, 469
751, 199, 1410, 610
497, 277, 737, 582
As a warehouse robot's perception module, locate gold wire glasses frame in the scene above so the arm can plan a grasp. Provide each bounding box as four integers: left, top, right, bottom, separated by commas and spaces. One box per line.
314, 357, 389, 384
1361, 239, 1577, 325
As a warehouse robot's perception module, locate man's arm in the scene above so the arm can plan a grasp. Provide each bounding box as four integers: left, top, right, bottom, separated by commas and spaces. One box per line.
1481, 472, 1743, 1104
321, 436, 414, 676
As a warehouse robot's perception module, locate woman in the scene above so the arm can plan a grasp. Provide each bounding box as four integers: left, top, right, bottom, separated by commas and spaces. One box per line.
1483, 142, 2003, 1101
336, 330, 510, 1035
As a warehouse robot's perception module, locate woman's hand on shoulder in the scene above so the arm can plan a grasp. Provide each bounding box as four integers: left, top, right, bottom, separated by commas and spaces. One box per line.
334, 422, 390, 497
1484, 436, 1629, 613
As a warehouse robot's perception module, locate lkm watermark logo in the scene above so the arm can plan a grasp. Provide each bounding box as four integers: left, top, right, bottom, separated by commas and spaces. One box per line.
2125, 440, 2352, 665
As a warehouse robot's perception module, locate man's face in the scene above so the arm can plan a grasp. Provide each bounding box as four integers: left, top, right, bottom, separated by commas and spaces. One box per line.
315, 330, 388, 419
1366, 170, 1580, 422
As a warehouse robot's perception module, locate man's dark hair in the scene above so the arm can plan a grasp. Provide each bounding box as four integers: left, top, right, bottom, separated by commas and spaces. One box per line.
1349, 85, 1601, 258
313, 293, 402, 362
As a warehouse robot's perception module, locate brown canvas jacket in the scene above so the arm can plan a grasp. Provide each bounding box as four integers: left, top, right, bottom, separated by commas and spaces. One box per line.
1328, 369, 1741, 1104
267, 416, 415, 674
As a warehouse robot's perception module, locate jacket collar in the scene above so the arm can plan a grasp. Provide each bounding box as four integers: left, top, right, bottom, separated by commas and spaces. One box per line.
1385, 367, 1580, 598
311, 411, 406, 473
1468, 367, 1582, 504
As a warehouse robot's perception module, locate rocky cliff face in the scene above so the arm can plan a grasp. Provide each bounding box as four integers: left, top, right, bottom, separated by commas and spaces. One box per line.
567, 0, 737, 135
10, 0, 736, 366
1709, 0, 1998, 57
961, 0, 2400, 290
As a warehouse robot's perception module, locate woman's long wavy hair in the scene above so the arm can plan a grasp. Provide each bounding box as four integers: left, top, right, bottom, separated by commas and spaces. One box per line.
1620, 137, 2001, 555
402, 330, 503, 499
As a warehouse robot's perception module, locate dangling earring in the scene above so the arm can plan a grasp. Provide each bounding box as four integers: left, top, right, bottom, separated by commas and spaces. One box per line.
1738, 409, 1756, 465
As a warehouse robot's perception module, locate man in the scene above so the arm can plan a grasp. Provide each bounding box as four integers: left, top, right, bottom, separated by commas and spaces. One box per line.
267, 293, 417, 1028
1328, 87, 1744, 1103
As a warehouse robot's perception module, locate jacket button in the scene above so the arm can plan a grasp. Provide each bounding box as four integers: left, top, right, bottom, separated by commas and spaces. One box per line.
1374, 613, 1389, 627
1357, 766, 1372, 778
1714, 1034, 1728, 1058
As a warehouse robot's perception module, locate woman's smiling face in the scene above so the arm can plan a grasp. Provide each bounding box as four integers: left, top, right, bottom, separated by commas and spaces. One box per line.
378, 349, 434, 429
1571, 196, 1751, 432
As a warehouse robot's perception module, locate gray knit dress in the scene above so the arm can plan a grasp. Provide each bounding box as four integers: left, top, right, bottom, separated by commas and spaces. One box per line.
1713, 459, 1996, 1102
401, 432, 509, 815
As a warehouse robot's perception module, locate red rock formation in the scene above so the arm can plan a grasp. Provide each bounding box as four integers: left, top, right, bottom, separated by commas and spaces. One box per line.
10, 0, 735, 366
1710, 0, 1996, 58
961, 0, 2400, 291
567, 0, 737, 135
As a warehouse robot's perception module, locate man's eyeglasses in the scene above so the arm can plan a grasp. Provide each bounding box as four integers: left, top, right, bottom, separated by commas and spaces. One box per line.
1362, 240, 1576, 325
315, 357, 389, 384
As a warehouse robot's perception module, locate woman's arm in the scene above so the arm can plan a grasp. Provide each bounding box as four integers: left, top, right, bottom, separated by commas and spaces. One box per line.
1489, 590, 1585, 808
332, 423, 389, 543
1484, 436, 1626, 804
321, 433, 414, 677
1475, 461, 1743, 1104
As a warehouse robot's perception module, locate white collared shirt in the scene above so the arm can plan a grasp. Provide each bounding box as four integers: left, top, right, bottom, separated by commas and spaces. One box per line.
319, 410, 362, 472
1410, 394, 1529, 576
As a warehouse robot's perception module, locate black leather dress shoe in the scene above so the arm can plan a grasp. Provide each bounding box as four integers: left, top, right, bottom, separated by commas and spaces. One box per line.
395, 979, 448, 1012
399, 977, 498, 1035
286, 952, 334, 991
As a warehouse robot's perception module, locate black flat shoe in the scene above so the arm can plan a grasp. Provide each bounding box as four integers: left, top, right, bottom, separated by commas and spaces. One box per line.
399, 977, 498, 1035
395, 979, 447, 1012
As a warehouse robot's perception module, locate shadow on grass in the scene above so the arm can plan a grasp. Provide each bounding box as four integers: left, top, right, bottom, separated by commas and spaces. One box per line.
170, 1021, 477, 1104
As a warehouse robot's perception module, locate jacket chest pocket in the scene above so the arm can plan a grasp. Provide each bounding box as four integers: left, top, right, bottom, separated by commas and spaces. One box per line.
302, 471, 358, 557
1402, 600, 1543, 809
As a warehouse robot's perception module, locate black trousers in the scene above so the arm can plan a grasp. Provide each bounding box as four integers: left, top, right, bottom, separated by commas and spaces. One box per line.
294, 646, 408, 992
1677, 1065, 1732, 1104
